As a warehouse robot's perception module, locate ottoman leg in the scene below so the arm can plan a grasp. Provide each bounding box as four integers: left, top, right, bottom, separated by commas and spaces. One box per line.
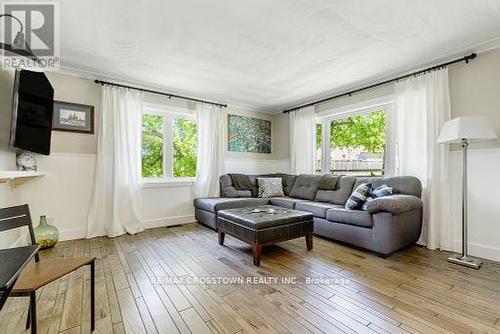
218, 231, 225, 245
306, 232, 313, 250
252, 244, 262, 266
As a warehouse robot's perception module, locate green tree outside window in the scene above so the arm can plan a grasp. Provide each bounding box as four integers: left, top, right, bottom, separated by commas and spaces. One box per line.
330, 110, 386, 153
142, 114, 163, 178
173, 119, 197, 177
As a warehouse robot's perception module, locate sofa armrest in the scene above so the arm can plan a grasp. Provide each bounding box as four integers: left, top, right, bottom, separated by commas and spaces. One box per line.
367, 195, 423, 215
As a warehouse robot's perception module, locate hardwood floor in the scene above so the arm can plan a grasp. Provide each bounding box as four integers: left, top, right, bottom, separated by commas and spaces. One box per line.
1, 223, 499, 334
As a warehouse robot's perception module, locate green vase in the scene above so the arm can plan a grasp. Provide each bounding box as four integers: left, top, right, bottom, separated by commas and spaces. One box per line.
34, 216, 59, 249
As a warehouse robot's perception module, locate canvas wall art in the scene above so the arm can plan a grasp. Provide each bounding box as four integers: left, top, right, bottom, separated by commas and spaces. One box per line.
228, 114, 271, 153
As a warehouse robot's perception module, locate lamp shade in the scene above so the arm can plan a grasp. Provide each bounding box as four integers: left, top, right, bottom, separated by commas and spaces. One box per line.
437, 117, 497, 144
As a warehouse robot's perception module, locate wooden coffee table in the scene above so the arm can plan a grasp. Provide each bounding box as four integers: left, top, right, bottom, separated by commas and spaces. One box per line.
217, 205, 314, 266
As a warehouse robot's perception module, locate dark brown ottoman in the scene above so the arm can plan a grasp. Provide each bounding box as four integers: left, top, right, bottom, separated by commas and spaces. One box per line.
217, 205, 314, 266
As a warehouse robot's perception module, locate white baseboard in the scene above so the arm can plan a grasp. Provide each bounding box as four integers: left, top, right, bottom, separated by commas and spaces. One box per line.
453, 240, 500, 262
59, 228, 87, 241
142, 215, 196, 229
56, 215, 196, 241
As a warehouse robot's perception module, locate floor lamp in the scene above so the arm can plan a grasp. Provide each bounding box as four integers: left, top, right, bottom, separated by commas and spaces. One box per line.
438, 117, 497, 269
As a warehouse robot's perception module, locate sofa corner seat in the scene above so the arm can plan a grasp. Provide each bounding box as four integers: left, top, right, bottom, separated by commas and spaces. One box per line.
194, 197, 269, 229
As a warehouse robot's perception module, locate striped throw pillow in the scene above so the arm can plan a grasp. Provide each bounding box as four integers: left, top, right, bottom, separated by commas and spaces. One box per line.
345, 183, 372, 210
362, 184, 393, 211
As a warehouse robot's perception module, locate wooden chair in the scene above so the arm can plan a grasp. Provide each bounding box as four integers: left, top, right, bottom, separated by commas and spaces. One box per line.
0, 204, 95, 333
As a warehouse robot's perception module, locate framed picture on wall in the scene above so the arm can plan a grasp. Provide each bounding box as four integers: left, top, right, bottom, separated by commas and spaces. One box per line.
52, 101, 94, 134
227, 114, 271, 153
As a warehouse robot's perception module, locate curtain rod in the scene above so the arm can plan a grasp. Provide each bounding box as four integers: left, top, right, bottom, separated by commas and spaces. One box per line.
283, 53, 477, 113
94, 79, 228, 108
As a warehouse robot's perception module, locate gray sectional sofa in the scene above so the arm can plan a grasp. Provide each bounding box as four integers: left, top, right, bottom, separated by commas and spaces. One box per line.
194, 173, 423, 256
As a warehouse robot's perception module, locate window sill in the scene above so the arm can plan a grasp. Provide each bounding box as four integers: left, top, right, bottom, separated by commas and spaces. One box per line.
141, 178, 195, 189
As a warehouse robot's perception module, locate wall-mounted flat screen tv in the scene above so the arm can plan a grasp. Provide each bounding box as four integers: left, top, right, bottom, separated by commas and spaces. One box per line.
9, 70, 54, 155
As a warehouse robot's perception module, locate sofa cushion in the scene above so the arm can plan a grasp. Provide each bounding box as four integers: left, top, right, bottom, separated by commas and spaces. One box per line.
295, 201, 344, 218
326, 208, 373, 228
372, 176, 422, 198
221, 174, 297, 198
280, 175, 297, 196
314, 176, 356, 205
269, 197, 308, 209
354, 176, 422, 198
220, 174, 253, 198
289, 174, 322, 200
194, 197, 269, 214
353, 177, 379, 190
318, 174, 341, 190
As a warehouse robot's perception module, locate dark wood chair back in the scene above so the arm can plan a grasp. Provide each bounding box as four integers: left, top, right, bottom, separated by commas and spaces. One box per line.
0, 204, 39, 262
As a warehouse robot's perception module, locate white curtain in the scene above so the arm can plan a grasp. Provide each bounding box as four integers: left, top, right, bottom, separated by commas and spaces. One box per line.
289, 106, 316, 174
87, 86, 144, 238
193, 103, 225, 198
393, 68, 452, 250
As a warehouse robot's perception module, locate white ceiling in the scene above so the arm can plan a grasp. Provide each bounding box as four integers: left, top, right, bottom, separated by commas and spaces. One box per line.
56, 0, 500, 112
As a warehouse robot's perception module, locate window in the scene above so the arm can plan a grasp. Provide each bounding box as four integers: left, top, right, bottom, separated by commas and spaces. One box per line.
315, 123, 322, 173
141, 109, 197, 180
318, 109, 387, 176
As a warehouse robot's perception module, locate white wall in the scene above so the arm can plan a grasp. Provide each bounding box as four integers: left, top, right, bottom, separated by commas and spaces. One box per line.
446, 47, 500, 261
448, 47, 500, 150
450, 149, 500, 261
18, 153, 96, 240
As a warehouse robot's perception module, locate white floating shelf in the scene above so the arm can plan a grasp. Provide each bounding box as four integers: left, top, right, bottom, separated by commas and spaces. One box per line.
0, 171, 45, 189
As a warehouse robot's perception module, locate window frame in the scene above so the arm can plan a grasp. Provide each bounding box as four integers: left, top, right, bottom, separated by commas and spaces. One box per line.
141, 104, 197, 186
316, 96, 393, 175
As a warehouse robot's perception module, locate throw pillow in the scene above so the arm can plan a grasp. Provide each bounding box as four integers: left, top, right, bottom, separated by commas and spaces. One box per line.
362, 184, 393, 211
345, 183, 371, 210
257, 178, 285, 198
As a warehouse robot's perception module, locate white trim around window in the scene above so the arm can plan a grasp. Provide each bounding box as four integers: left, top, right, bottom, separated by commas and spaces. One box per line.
315, 95, 394, 175
140, 178, 194, 189
315, 95, 394, 119
141, 105, 197, 187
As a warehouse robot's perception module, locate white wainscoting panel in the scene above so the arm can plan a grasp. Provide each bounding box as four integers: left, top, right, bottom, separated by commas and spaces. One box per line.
225, 159, 290, 174
141, 185, 195, 225
19, 153, 96, 241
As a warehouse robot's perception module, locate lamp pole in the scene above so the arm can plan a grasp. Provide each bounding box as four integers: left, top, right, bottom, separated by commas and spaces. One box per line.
461, 138, 468, 259
447, 138, 482, 269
